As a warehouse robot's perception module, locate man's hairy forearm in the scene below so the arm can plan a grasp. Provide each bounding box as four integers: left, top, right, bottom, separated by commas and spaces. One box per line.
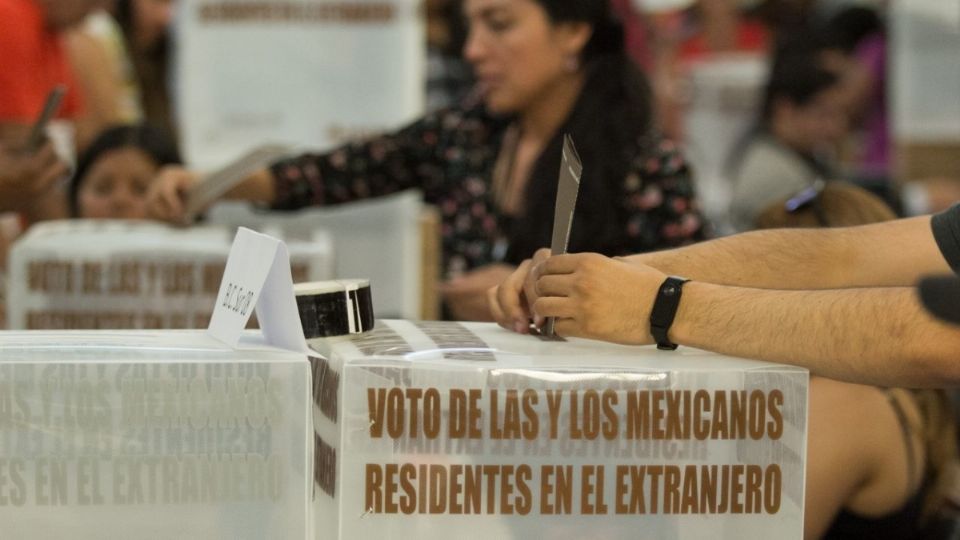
625, 229, 850, 289
672, 283, 960, 387
625, 216, 944, 289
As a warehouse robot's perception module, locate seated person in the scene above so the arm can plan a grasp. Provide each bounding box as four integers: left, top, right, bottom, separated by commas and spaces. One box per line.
69, 123, 180, 219
728, 48, 847, 231
754, 183, 958, 539
146, 0, 708, 321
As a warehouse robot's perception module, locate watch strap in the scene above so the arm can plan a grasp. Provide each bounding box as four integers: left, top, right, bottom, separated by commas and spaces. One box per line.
649, 276, 690, 350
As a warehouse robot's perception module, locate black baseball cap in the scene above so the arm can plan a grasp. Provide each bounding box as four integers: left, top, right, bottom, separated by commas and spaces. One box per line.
919, 275, 960, 325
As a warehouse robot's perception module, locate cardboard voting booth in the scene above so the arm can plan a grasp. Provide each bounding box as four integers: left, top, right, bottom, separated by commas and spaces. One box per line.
0, 331, 312, 539
5, 220, 333, 330
306, 320, 808, 539
176, 0, 426, 170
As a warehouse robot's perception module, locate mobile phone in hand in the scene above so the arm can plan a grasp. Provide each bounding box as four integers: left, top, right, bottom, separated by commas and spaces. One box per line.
25, 85, 67, 153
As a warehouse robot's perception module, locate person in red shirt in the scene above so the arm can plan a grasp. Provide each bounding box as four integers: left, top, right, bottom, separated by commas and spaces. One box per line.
676, 0, 769, 62
0, 0, 99, 220
655, 0, 770, 140
0, 0, 95, 126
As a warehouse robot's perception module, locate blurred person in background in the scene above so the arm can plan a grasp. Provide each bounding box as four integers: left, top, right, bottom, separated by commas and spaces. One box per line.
425, 0, 475, 111
676, 0, 769, 61
0, 0, 104, 221
146, 0, 708, 321
0, 124, 176, 302
69, 123, 181, 219
727, 44, 847, 230
115, 0, 177, 144
0, 0, 98, 138
822, 6, 888, 183
66, 0, 178, 148
822, 5, 960, 216
0, 143, 69, 219
66, 0, 144, 133
653, 0, 771, 141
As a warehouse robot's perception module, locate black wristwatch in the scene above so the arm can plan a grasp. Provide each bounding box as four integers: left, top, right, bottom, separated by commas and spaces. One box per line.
649, 276, 690, 350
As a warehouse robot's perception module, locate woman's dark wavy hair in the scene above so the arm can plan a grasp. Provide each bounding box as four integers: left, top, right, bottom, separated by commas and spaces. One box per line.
505, 0, 656, 263
69, 123, 181, 216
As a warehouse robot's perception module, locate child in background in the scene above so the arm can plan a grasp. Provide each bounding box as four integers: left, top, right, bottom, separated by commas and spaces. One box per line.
69, 123, 180, 219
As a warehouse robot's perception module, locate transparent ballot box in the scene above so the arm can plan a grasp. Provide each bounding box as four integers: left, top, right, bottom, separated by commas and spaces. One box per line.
307, 321, 808, 539
0, 331, 311, 539
6, 220, 333, 330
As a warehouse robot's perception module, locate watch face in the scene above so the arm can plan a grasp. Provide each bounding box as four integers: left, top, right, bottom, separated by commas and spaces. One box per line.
919, 275, 960, 325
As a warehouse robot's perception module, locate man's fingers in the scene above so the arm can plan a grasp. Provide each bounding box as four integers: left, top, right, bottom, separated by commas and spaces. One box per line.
540, 253, 592, 276
535, 274, 576, 297
553, 318, 585, 339
532, 296, 576, 321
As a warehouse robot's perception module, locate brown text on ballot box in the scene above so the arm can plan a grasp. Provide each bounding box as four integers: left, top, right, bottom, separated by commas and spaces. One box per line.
308, 320, 807, 539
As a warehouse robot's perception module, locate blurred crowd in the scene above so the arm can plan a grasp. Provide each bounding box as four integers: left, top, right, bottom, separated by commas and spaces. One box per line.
3, 0, 959, 317
3, 0, 957, 254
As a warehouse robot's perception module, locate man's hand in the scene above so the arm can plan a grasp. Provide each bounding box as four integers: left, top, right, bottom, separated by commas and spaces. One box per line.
145, 165, 199, 224
530, 253, 667, 345
440, 263, 516, 321
0, 141, 68, 213
488, 248, 550, 333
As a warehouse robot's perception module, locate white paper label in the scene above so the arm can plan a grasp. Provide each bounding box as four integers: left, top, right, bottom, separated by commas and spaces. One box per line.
208, 227, 309, 353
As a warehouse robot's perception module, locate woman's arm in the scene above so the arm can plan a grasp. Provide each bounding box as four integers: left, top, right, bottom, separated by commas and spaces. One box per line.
147, 109, 453, 222
804, 378, 876, 538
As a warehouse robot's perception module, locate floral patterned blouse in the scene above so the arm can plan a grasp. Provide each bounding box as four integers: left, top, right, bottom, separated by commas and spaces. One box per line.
270, 103, 707, 279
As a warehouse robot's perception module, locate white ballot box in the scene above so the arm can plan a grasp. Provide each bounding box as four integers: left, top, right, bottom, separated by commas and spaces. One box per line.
6, 220, 333, 330
176, 0, 425, 170
0, 330, 312, 539
306, 321, 807, 539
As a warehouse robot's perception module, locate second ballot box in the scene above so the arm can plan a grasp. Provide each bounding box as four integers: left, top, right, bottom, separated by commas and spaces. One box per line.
0, 330, 312, 539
